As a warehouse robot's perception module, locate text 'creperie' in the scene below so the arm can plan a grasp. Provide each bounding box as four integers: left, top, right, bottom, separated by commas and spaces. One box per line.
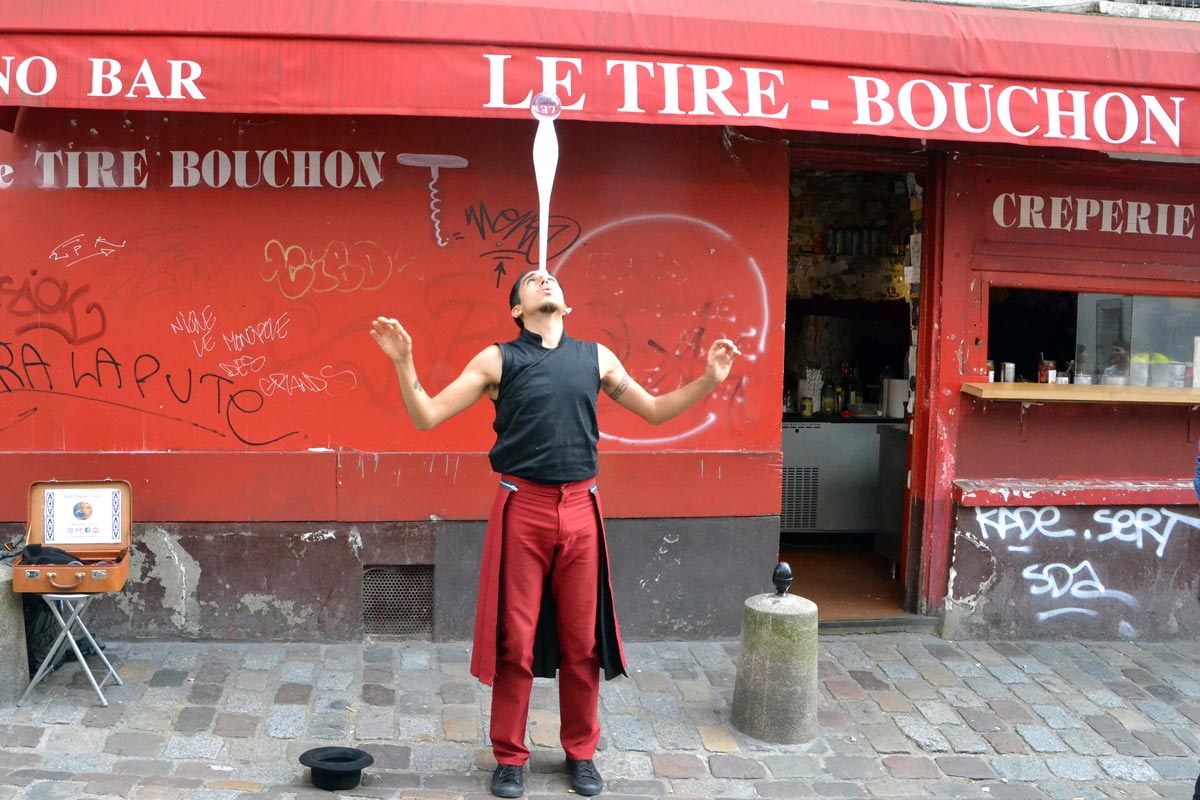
992, 192, 1196, 239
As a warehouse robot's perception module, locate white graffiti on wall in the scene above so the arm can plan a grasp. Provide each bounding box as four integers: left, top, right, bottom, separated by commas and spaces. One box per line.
555, 213, 768, 446
259, 367, 358, 398
49, 234, 126, 267
1021, 560, 1137, 621
170, 305, 216, 358
166, 301, 358, 400
972, 505, 1200, 627
1092, 507, 1199, 558
975, 505, 1200, 557
221, 312, 290, 353
219, 354, 266, 378
974, 507, 1078, 543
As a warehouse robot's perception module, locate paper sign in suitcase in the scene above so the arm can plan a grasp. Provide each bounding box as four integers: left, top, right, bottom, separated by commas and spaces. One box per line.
13, 480, 132, 594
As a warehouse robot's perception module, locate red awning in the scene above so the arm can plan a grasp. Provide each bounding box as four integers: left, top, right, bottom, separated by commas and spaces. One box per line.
2, 0, 1199, 156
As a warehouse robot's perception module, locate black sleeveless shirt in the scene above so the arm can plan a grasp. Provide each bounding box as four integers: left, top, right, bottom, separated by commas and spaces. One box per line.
489, 329, 600, 483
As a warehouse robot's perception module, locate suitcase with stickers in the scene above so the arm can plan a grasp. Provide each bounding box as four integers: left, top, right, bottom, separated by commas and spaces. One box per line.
13, 480, 132, 594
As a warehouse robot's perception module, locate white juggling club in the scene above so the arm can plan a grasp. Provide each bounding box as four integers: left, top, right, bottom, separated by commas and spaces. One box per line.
530, 91, 562, 275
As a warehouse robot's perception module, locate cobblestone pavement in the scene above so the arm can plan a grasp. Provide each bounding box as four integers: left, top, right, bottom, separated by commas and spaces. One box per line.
1, 634, 1199, 799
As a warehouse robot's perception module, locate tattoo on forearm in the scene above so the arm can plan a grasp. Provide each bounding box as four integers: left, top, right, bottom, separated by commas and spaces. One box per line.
608, 373, 631, 400
412, 379, 424, 394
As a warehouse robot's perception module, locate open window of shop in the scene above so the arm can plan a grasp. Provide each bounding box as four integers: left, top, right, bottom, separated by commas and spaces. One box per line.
780, 165, 925, 622
985, 288, 1200, 389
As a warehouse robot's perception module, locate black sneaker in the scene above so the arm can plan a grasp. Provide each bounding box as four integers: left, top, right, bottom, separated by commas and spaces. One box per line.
490, 764, 524, 798
567, 758, 603, 796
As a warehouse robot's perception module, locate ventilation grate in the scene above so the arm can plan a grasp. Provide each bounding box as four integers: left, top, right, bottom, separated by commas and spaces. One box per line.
781, 467, 819, 530
362, 565, 434, 637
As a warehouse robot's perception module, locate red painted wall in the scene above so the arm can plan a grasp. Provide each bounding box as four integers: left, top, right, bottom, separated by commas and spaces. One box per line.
955, 400, 1197, 480
0, 110, 787, 521
920, 154, 1200, 609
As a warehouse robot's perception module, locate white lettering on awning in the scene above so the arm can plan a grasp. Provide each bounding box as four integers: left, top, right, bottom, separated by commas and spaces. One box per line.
850, 75, 1183, 149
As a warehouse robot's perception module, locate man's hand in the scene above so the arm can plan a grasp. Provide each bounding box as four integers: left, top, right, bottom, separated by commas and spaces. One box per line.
369, 318, 500, 430
704, 339, 742, 384
370, 317, 413, 364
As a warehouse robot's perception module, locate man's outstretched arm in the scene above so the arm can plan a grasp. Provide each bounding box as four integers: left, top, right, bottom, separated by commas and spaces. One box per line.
370, 316, 500, 430
598, 340, 741, 425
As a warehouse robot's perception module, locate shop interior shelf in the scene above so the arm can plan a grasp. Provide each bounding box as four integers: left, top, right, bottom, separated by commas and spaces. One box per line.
961, 382, 1200, 405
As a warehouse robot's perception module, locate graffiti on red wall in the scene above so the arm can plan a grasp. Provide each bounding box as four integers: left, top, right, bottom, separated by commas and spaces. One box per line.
464, 200, 581, 287
261, 240, 405, 300
0, 115, 782, 457
555, 213, 768, 446
0, 266, 109, 345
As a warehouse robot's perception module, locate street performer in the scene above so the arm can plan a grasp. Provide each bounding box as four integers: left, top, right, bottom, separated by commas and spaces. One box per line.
370, 270, 741, 798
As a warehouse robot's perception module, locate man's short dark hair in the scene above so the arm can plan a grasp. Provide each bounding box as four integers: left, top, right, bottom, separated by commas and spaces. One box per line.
508, 271, 533, 329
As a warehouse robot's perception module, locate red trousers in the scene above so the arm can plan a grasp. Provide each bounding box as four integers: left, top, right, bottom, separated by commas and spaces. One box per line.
490, 475, 601, 765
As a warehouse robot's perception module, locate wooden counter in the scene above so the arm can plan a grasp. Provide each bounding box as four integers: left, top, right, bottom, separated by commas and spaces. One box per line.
961, 382, 1200, 405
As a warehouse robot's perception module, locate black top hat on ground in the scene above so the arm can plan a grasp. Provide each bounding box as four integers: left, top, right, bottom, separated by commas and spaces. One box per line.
299, 746, 375, 791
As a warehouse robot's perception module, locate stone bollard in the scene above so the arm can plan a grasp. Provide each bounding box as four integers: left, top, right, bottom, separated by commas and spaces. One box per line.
731, 563, 818, 744
0, 563, 29, 706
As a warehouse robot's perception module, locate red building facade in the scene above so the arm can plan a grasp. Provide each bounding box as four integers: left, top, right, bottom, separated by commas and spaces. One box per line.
0, 1, 1197, 640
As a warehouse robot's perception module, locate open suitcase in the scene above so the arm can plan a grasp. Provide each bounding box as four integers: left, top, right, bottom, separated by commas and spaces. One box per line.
13, 480, 132, 594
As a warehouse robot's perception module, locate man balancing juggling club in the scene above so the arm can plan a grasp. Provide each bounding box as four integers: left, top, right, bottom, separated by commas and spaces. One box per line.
369, 91, 742, 799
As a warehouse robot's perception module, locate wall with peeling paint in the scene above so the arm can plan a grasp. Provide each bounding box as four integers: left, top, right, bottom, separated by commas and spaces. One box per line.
82, 522, 406, 640
0, 517, 776, 642
944, 503, 1200, 640
438, 517, 780, 642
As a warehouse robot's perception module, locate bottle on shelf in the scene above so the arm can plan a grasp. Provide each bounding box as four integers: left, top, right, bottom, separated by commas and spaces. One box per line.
835, 362, 851, 414
820, 382, 835, 415
849, 366, 863, 410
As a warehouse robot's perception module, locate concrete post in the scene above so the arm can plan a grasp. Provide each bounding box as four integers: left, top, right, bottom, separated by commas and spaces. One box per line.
0, 564, 29, 706
731, 592, 819, 744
